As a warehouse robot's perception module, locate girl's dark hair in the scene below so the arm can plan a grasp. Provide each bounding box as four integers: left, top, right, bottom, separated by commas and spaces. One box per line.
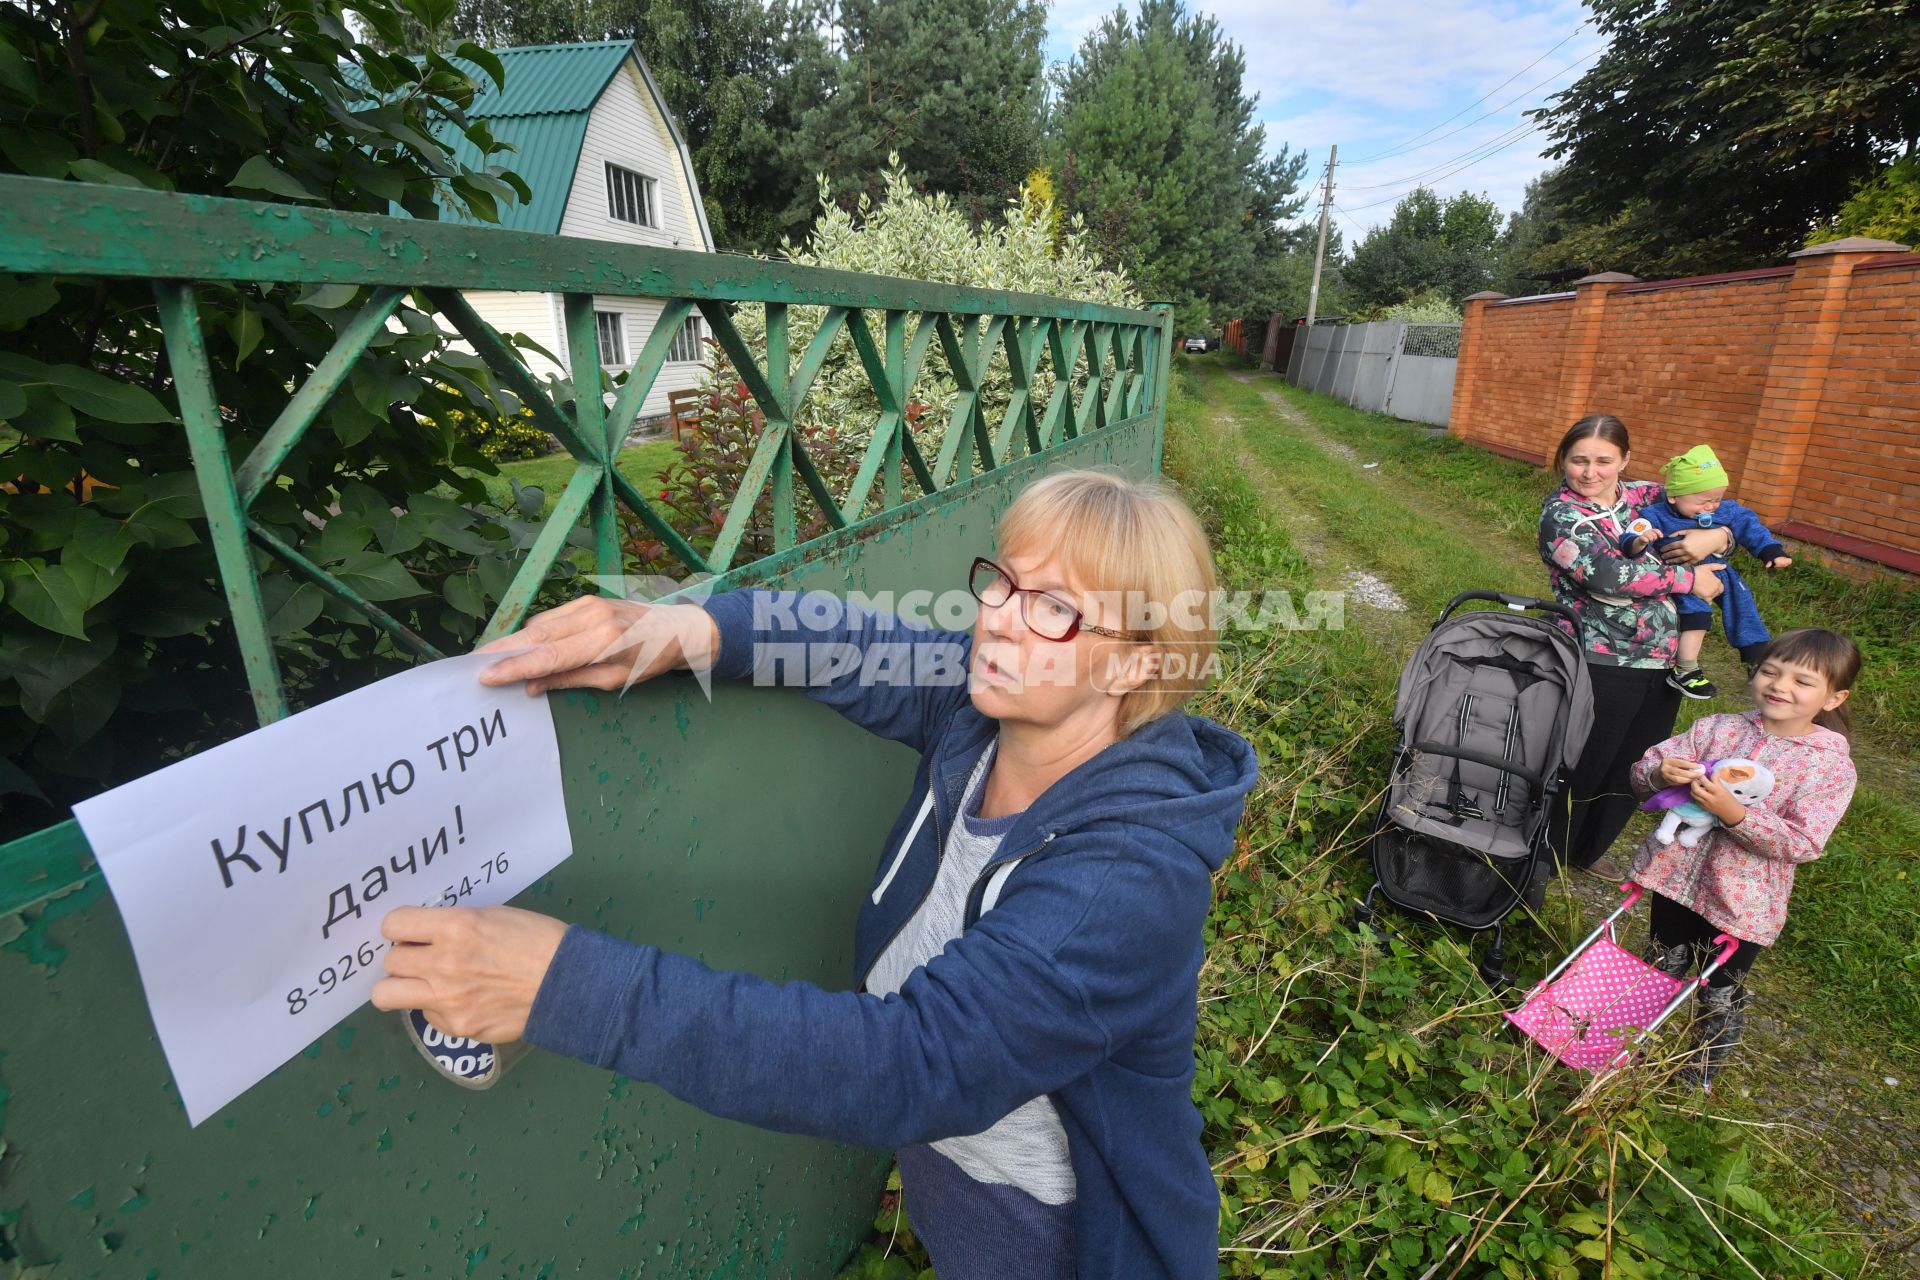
1553, 414, 1632, 473
1754, 628, 1863, 737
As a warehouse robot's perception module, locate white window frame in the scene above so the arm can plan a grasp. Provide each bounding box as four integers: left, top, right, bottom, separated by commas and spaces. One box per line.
595, 310, 627, 367
605, 163, 657, 228
666, 316, 705, 363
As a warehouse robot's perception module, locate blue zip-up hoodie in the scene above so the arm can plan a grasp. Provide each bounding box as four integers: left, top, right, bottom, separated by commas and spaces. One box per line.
524, 589, 1258, 1278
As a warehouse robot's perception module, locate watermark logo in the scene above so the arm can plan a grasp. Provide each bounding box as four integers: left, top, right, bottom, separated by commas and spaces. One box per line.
555, 581, 1344, 698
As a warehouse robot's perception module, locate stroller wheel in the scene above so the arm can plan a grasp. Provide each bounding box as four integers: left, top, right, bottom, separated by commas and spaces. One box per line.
1352, 901, 1393, 947
1479, 931, 1514, 990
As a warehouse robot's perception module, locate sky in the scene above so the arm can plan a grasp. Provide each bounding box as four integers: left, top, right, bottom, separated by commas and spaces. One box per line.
1043, 0, 1611, 244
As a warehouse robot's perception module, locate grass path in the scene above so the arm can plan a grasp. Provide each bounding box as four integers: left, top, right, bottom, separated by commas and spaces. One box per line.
1188, 359, 1920, 1274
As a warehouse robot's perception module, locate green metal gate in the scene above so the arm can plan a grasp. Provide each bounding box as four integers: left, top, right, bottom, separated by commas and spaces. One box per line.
0, 175, 1170, 1277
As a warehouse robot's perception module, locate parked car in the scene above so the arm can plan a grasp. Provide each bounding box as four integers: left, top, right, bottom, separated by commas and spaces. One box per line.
1183, 335, 1210, 354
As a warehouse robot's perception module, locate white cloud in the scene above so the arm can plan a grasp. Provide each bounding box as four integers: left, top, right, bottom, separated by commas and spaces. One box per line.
1046, 0, 1604, 231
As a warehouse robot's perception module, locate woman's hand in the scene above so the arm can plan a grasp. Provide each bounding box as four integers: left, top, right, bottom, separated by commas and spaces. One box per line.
1690, 774, 1747, 827
370, 906, 568, 1043
1688, 562, 1727, 601
1659, 756, 1704, 787
477, 596, 720, 695
1658, 527, 1734, 565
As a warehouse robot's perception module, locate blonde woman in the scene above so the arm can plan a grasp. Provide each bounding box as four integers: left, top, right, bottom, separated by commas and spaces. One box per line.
373, 470, 1258, 1280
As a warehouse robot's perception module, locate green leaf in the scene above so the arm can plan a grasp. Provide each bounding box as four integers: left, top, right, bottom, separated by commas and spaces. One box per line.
0, 127, 77, 179
2, 559, 91, 638
263, 578, 326, 637
0, 755, 48, 804
455, 41, 506, 90
0, 276, 59, 328
1287, 1160, 1315, 1203
93, 473, 204, 550
443, 570, 484, 618
449, 175, 499, 224
0, 30, 35, 97
66, 157, 147, 189
3, 629, 117, 718
15, 389, 78, 442
65, 509, 137, 574
42, 665, 122, 748
509, 478, 545, 519
119, 586, 225, 638
0, 380, 26, 422
297, 282, 362, 312
228, 155, 322, 202
317, 513, 375, 564
229, 305, 265, 367
332, 551, 426, 603
37, 365, 174, 424
1420, 1170, 1454, 1207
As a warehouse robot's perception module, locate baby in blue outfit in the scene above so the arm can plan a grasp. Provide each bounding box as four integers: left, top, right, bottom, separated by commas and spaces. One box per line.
1628, 445, 1792, 700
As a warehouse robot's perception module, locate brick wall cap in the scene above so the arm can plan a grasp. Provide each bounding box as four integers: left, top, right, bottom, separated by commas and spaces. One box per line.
1574, 271, 1640, 285
1790, 236, 1910, 258
1463, 291, 1509, 302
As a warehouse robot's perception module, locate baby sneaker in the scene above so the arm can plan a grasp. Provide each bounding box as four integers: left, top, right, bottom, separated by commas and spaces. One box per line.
1667, 667, 1717, 700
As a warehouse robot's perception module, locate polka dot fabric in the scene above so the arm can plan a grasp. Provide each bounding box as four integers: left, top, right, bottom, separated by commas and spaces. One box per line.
1506, 938, 1688, 1073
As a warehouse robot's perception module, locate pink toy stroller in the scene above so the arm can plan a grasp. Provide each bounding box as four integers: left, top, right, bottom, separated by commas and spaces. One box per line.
1507, 882, 1739, 1076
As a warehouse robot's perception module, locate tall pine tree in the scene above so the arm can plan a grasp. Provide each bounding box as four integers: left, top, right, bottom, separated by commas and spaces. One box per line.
1047, 0, 1305, 328
788, 0, 1048, 229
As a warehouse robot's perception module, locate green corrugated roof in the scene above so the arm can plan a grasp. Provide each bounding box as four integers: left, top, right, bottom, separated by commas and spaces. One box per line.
450, 41, 635, 119
439, 112, 590, 234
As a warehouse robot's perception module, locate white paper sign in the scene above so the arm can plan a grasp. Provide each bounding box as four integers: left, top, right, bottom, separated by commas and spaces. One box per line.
73, 650, 573, 1126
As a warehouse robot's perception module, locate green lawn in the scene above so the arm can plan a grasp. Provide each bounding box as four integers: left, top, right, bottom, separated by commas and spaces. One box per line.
465, 440, 679, 518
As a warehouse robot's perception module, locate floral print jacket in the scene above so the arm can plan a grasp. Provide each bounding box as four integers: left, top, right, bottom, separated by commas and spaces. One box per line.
1628, 711, 1856, 947
1538, 481, 1696, 668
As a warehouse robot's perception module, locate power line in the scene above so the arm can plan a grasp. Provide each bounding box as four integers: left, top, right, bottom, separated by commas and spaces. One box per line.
1346, 118, 1540, 196
1342, 45, 1603, 191
1339, 123, 1546, 212
1349, 19, 1591, 165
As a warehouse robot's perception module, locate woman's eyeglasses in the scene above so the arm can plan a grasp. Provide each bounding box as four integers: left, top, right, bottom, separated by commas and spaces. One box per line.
968, 557, 1140, 642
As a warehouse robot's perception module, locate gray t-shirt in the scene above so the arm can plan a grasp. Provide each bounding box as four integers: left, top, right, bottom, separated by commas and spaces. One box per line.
866, 740, 1076, 1279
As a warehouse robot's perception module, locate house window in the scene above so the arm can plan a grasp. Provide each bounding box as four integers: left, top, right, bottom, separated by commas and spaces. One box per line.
666, 317, 705, 363
605, 163, 656, 227
596, 310, 627, 366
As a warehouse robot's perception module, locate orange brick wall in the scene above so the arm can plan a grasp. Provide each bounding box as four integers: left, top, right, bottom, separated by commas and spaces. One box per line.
1792, 262, 1920, 555
1456, 297, 1571, 461
1450, 253, 1920, 574
1584, 277, 1790, 485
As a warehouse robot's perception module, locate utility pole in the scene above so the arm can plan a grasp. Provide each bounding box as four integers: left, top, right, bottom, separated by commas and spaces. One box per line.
1305, 144, 1337, 327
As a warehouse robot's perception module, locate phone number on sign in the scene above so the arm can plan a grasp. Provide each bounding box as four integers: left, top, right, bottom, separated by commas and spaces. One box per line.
286, 939, 389, 1014
287, 854, 514, 1015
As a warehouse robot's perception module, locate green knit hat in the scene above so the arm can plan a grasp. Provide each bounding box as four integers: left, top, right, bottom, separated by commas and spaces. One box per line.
1662, 445, 1729, 498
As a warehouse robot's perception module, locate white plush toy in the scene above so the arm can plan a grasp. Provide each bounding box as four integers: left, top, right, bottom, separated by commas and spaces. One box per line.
1647, 757, 1777, 848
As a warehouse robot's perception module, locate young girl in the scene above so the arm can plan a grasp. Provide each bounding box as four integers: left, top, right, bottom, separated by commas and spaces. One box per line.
1627, 628, 1860, 1087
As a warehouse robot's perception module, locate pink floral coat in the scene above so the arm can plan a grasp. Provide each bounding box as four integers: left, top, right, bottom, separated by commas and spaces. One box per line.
1539, 481, 1696, 668
1627, 711, 1856, 946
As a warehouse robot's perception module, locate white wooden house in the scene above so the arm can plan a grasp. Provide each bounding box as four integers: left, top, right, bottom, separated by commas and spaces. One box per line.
441, 41, 715, 422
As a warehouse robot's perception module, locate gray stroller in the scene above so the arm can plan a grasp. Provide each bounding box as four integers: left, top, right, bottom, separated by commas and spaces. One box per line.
1355, 592, 1595, 984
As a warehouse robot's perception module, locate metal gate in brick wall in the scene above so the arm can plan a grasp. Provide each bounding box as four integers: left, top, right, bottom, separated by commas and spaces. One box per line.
1283, 319, 1459, 427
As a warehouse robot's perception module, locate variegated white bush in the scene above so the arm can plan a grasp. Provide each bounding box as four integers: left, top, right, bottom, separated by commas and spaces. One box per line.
703, 156, 1140, 516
